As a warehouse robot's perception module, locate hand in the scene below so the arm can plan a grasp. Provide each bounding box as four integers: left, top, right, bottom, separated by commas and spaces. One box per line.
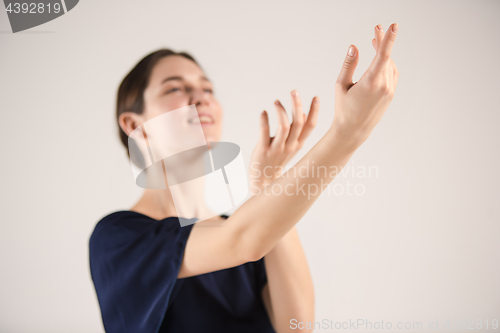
249, 90, 319, 195
331, 23, 400, 147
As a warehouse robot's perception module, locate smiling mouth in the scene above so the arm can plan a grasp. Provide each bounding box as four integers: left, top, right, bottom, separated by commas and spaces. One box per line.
188, 114, 214, 125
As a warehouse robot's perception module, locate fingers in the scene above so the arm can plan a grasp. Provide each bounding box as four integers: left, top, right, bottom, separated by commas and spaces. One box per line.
270, 100, 290, 150
367, 23, 398, 77
297, 96, 319, 144
258, 110, 271, 147
374, 24, 384, 51
286, 90, 305, 144
269, 92, 318, 154
335, 44, 359, 92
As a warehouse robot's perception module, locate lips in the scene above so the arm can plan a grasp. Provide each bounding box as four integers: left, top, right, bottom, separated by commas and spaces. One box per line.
188, 113, 214, 125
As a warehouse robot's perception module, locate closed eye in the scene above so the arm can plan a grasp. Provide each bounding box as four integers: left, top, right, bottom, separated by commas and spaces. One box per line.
165, 87, 213, 94
166, 87, 181, 94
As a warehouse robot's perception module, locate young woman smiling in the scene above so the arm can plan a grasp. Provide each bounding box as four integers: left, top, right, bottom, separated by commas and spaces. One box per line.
89, 23, 399, 333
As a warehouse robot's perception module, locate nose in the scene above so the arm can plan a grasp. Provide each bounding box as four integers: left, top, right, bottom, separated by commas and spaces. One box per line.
189, 87, 209, 107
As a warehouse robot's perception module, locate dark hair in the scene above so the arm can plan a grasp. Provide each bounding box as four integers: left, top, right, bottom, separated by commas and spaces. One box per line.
116, 48, 200, 157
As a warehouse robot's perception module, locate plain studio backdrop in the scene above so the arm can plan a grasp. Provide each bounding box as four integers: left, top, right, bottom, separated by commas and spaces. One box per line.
1, 0, 499, 332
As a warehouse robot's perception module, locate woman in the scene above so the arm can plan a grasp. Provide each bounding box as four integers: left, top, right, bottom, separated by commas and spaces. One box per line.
89, 23, 399, 333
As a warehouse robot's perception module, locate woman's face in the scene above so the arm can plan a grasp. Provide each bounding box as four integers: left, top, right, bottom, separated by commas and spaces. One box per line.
142, 55, 223, 145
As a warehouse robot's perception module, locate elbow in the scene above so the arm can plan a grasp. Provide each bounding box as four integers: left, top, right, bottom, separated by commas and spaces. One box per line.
231, 222, 268, 264
239, 244, 266, 263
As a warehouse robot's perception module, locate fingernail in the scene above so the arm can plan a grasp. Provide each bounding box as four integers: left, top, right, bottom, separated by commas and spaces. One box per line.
348, 45, 355, 57
291, 90, 297, 97
392, 23, 398, 33
376, 24, 383, 32
275, 100, 280, 105
262, 110, 267, 115
314, 96, 319, 104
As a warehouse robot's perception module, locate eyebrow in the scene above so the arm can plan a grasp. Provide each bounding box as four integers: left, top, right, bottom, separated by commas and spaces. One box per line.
160, 76, 211, 85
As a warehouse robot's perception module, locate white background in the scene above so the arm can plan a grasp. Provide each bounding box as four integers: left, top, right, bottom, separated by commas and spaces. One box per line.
1, 0, 499, 332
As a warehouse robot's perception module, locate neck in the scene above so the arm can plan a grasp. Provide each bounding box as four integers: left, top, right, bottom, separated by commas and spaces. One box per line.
131, 151, 217, 221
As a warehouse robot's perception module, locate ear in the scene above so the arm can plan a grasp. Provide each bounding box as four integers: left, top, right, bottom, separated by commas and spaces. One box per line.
118, 112, 146, 138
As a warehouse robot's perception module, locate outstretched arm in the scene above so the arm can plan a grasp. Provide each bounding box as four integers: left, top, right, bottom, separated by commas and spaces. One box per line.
258, 23, 396, 333
178, 22, 400, 280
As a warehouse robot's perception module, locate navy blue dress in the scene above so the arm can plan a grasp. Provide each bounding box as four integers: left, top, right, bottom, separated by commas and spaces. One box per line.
89, 210, 275, 333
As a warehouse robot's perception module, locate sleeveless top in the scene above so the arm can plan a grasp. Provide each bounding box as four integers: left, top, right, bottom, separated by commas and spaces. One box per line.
89, 210, 275, 333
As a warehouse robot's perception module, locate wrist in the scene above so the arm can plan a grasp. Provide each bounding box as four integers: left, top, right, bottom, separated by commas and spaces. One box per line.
327, 121, 365, 154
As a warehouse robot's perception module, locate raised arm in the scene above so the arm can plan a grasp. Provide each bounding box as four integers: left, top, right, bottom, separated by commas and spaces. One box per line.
178, 23, 400, 279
